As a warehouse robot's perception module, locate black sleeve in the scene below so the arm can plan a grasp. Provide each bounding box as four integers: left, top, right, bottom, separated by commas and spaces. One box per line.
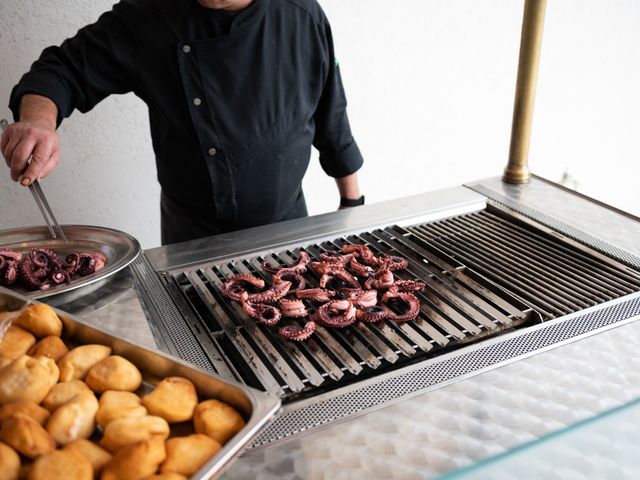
8, 1, 140, 127
312, 20, 364, 179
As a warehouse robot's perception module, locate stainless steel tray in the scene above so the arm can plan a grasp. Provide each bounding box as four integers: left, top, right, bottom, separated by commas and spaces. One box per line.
0, 225, 141, 299
0, 286, 281, 479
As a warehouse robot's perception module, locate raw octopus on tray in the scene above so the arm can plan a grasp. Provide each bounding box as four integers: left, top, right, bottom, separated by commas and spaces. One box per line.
220, 244, 425, 342
0, 248, 106, 291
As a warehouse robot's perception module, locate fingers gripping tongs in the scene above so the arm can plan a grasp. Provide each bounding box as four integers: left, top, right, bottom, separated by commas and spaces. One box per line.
0, 119, 69, 243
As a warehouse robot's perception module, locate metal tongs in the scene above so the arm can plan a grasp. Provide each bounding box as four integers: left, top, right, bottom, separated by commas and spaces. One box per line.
0, 119, 69, 243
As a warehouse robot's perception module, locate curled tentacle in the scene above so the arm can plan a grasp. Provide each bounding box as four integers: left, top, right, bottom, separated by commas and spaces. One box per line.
4, 262, 17, 286
63, 253, 80, 273
317, 299, 357, 328
319, 252, 355, 266
50, 269, 71, 285
394, 279, 426, 293
349, 257, 374, 278
341, 244, 380, 266
295, 288, 336, 302
241, 292, 282, 326
76, 253, 97, 276
248, 280, 291, 304
272, 270, 306, 291
382, 289, 421, 322
221, 274, 266, 301
378, 255, 409, 271
356, 305, 389, 323
279, 321, 316, 341
278, 298, 308, 318
17, 258, 44, 290
30, 248, 57, 269
319, 268, 361, 289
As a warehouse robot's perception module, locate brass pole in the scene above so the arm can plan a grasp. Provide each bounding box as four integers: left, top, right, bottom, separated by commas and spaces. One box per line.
503, 0, 547, 184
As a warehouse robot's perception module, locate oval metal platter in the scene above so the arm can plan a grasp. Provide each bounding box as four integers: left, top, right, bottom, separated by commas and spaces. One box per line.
0, 225, 141, 299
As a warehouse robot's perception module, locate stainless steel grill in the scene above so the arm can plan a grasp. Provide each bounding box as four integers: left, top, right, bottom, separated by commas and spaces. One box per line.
154, 204, 640, 401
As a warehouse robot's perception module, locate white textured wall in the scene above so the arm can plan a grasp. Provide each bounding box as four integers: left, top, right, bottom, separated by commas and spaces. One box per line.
1, 1, 639, 249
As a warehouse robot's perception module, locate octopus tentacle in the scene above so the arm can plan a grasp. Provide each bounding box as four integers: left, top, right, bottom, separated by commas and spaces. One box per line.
221, 274, 266, 301
241, 292, 282, 326
356, 306, 389, 323
364, 267, 394, 290
272, 270, 306, 291
30, 248, 57, 269
248, 280, 291, 304
17, 258, 44, 290
378, 255, 409, 271
341, 244, 380, 266
394, 279, 426, 293
279, 321, 316, 341
340, 288, 378, 308
278, 298, 308, 318
349, 257, 374, 278
317, 299, 357, 328
295, 288, 336, 302
382, 289, 421, 322
0, 248, 22, 262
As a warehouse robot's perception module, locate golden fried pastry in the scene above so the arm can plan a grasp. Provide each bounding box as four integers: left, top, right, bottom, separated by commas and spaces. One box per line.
58, 345, 111, 382
42, 380, 92, 412
144, 474, 187, 480
27, 336, 69, 362
161, 434, 221, 476
0, 355, 59, 405
100, 415, 169, 453
46, 392, 99, 446
85, 356, 142, 393
0, 401, 50, 426
101, 435, 166, 480
28, 448, 92, 480
0, 413, 55, 459
0, 357, 11, 370
65, 439, 112, 474
14, 304, 62, 338
142, 377, 198, 423
96, 391, 147, 429
0, 326, 36, 360
0, 440, 20, 480
193, 399, 245, 444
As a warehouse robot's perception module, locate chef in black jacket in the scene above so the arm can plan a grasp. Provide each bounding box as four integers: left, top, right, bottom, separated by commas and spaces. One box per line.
1, 0, 364, 245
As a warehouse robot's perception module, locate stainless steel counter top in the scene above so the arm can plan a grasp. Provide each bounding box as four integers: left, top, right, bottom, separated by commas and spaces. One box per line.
46, 177, 640, 479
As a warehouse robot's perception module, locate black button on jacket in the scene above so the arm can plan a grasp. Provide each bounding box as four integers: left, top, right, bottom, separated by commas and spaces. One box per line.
9, 0, 363, 235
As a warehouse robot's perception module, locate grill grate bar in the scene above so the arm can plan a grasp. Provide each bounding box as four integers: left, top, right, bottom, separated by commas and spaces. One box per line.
387, 225, 528, 319
475, 211, 639, 293
464, 214, 617, 302
375, 228, 520, 327
204, 265, 307, 392
410, 224, 566, 317
185, 271, 284, 396
434, 219, 595, 310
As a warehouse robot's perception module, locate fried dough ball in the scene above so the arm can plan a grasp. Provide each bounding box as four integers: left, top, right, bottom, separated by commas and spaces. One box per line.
0, 355, 59, 405
161, 434, 221, 476
64, 439, 112, 474
28, 448, 92, 480
46, 392, 99, 446
0, 413, 55, 459
85, 356, 142, 393
58, 345, 111, 382
101, 435, 166, 480
100, 415, 169, 453
42, 380, 92, 412
0, 440, 20, 480
27, 336, 69, 362
144, 474, 187, 480
96, 391, 147, 429
0, 326, 36, 360
193, 399, 245, 444
0, 401, 50, 426
14, 304, 62, 338
141, 377, 198, 423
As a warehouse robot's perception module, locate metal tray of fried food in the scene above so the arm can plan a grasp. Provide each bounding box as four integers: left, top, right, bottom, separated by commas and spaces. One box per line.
0, 286, 281, 480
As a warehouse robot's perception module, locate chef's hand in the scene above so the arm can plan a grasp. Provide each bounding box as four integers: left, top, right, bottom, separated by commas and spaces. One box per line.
0, 94, 60, 186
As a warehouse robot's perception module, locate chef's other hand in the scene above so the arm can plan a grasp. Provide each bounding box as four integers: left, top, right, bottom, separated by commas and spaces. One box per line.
0, 94, 60, 186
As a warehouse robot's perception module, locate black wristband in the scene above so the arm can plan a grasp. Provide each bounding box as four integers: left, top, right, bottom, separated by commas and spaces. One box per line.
340, 195, 365, 207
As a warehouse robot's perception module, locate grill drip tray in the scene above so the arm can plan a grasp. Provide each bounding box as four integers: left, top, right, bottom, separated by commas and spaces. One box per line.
155, 204, 640, 447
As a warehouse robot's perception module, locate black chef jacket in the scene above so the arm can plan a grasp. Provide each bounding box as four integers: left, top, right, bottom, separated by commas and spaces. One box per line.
9, 0, 363, 244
